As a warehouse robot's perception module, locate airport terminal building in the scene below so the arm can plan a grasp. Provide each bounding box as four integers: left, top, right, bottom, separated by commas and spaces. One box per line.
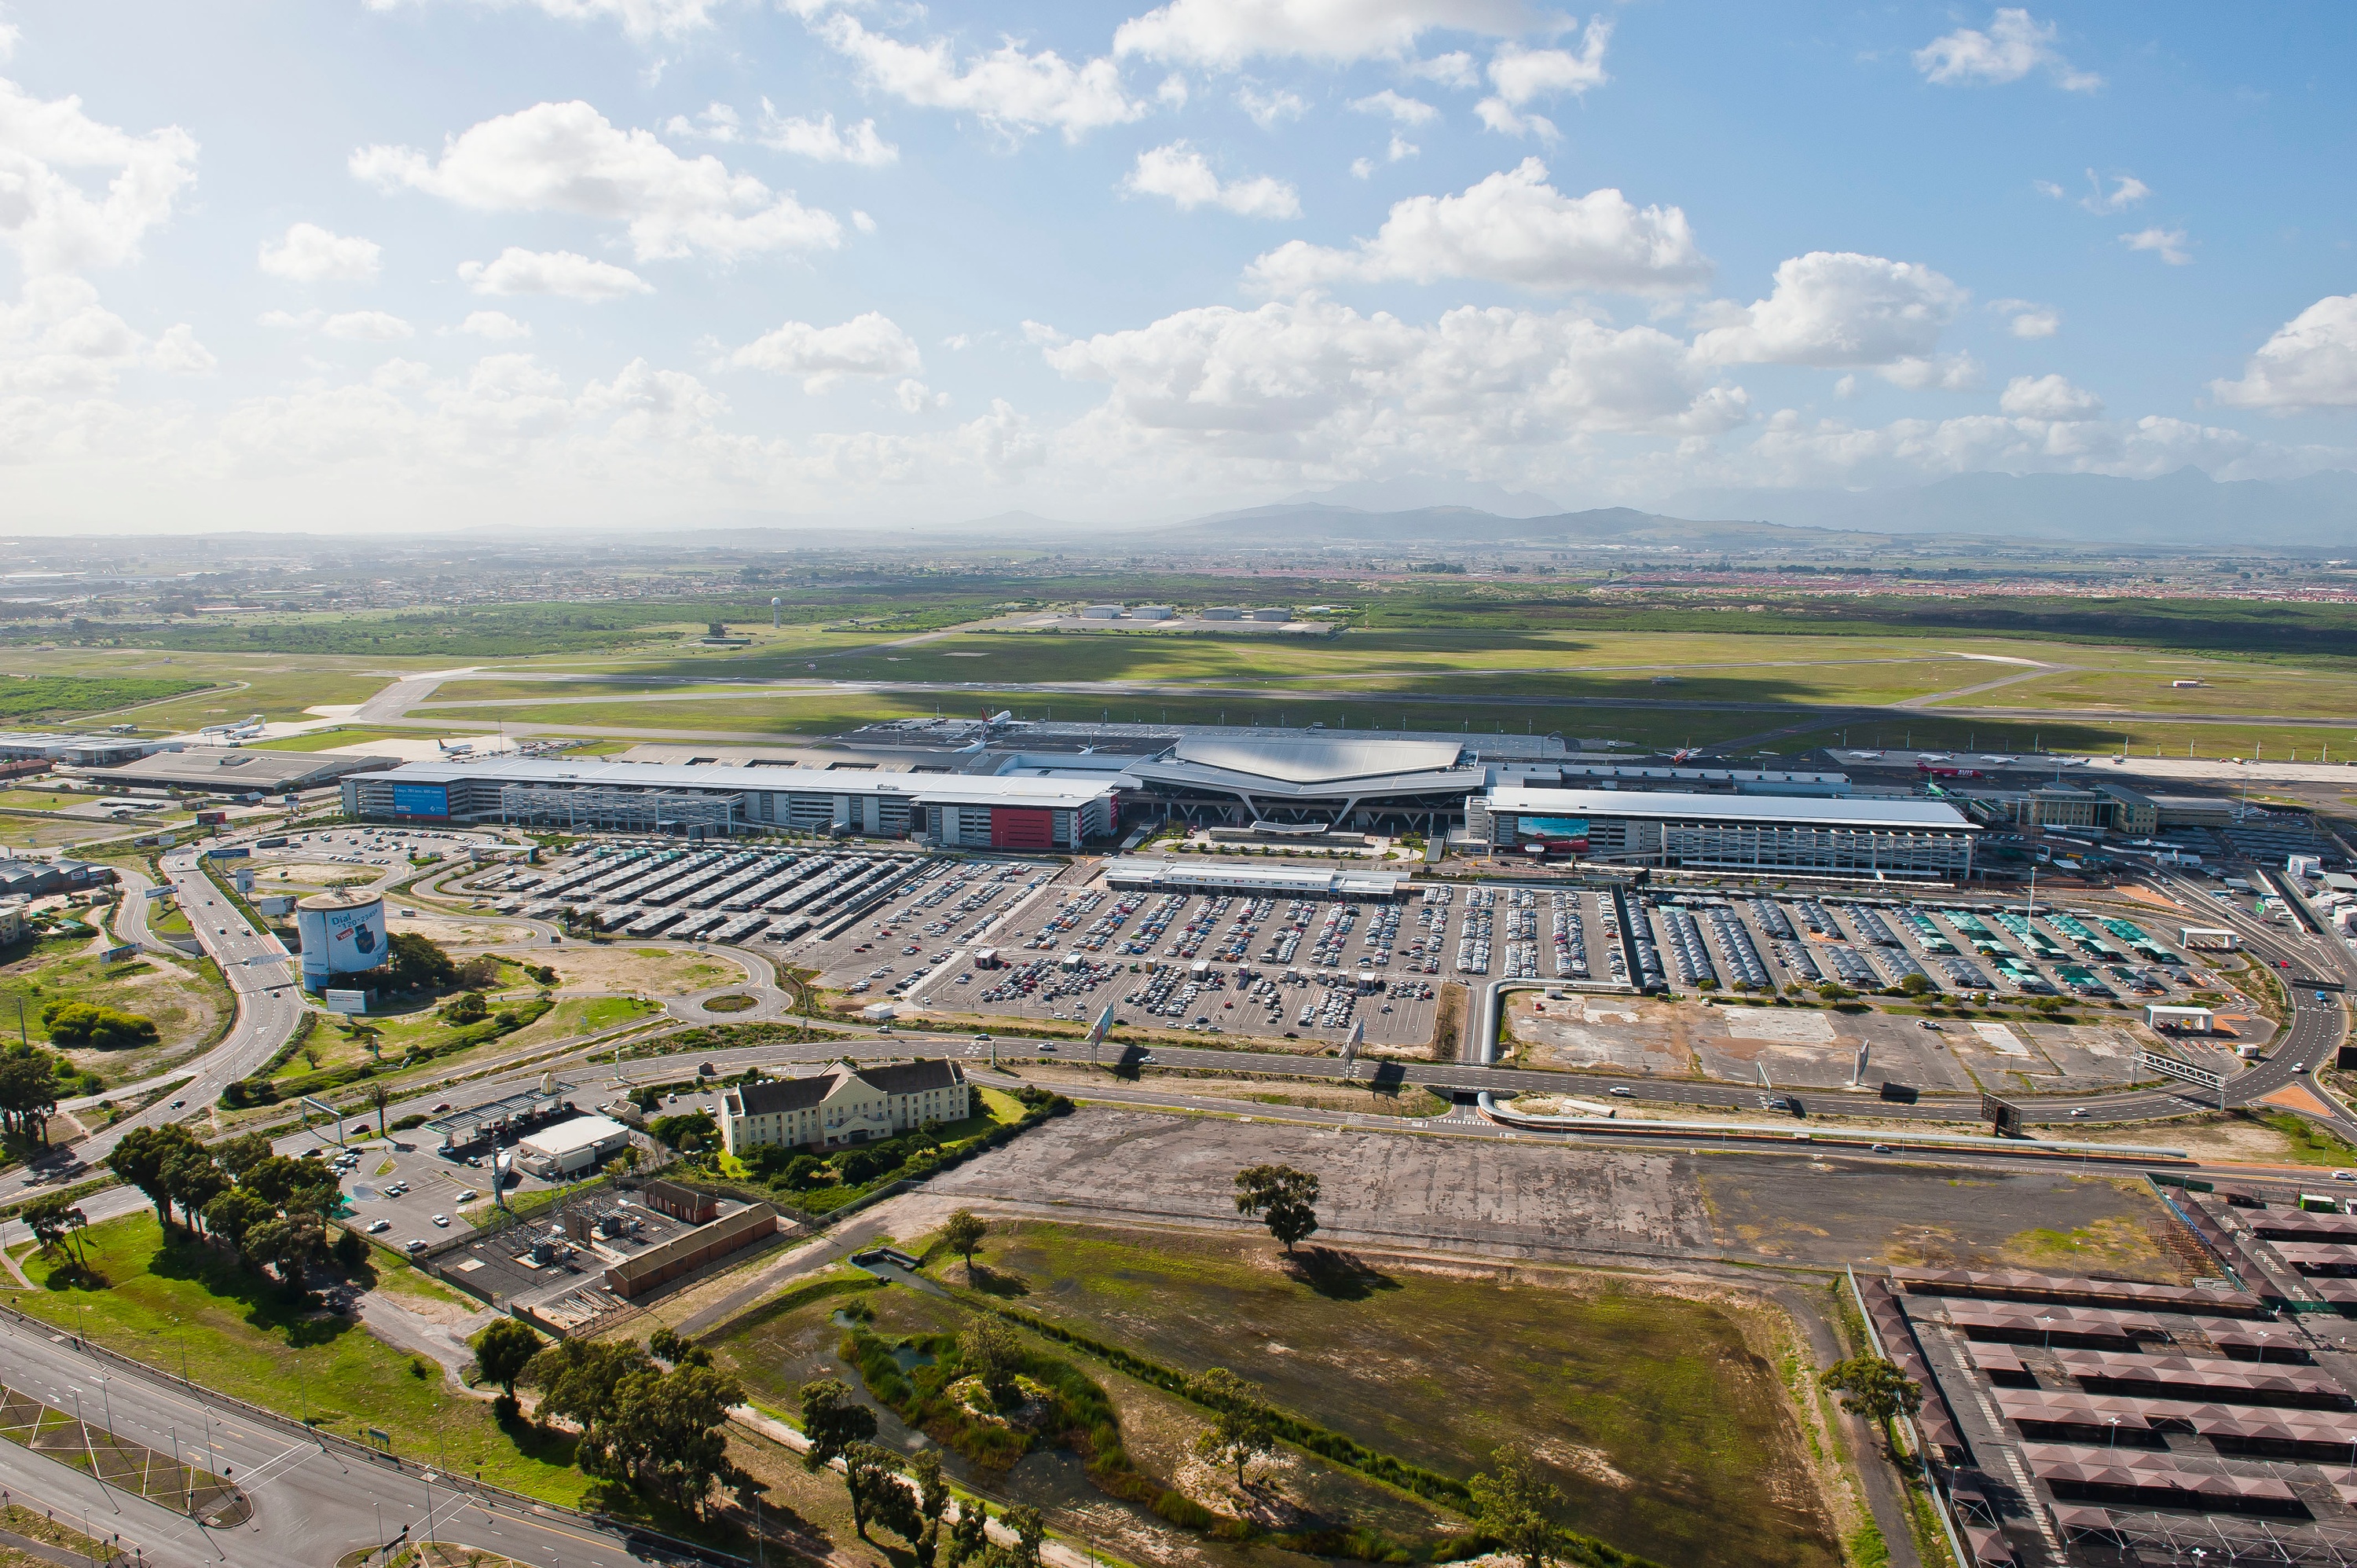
1482, 786, 1978, 880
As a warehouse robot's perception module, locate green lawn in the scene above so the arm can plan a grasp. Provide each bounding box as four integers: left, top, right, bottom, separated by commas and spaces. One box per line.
2256, 1112, 2357, 1168
244, 726, 419, 753
18, 1213, 594, 1504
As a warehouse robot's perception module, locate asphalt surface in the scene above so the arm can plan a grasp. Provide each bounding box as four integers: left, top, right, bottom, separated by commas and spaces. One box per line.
0, 1311, 674, 1567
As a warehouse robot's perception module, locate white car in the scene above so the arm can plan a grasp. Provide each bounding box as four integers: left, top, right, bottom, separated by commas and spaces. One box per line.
431, 1214, 450, 1227
407, 1238, 429, 1254
456, 1189, 478, 1201
1609, 1086, 1634, 1097
366, 1218, 391, 1234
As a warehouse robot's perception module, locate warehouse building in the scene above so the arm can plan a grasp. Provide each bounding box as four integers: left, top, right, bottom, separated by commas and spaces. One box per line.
343, 757, 1118, 847
719, 1059, 970, 1156
87, 746, 398, 795
1483, 786, 1977, 880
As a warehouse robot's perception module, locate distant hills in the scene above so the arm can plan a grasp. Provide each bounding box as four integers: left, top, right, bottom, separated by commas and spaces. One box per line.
1654, 467, 2357, 548
1166, 501, 1868, 551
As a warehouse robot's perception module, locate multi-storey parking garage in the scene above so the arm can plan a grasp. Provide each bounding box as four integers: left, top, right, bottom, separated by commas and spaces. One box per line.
343, 758, 1116, 847
1484, 786, 1978, 881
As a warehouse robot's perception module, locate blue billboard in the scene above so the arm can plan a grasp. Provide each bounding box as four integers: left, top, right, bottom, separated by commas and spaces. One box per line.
1515, 815, 1589, 848
390, 782, 450, 817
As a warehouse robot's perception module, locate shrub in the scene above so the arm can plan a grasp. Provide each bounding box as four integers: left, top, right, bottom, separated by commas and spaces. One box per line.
40, 1002, 158, 1050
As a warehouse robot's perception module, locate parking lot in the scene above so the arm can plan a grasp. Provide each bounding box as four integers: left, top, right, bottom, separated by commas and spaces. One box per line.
859, 874, 1453, 1050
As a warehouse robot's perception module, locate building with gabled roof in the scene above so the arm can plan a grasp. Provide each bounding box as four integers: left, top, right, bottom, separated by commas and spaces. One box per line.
719, 1057, 970, 1156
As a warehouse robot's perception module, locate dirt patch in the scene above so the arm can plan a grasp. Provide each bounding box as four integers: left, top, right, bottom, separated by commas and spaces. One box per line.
532, 945, 746, 997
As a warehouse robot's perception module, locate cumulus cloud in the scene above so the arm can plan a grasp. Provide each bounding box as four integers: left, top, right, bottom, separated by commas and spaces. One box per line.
1043, 296, 1745, 478
321, 310, 415, 341
258, 222, 383, 283
2211, 295, 2357, 412
896, 378, 947, 412
2076, 171, 2147, 213
1999, 373, 2102, 419
662, 104, 742, 143
807, 12, 1144, 142
1113, 0, 1537, 67
1726, 408, 2304, 493
757, 104, 897, 165
1913, 8, 2101, 91
1486, 20, 1610, 103
1351, 89, 1438, 126
150, 322, 216, 375
459, 247, 651, 300
0, 77, 199, 275
1474, 98, 1557, 141
1692, 251, 1965, 368
1409, 52, 1480, 89
0, 277, 148, 395
359, 0, 722, 43
1989, 298, 2060, 339
1880, 354, 1981, 392
1247, 159, 1708, 296
1125, 142, 1300, 218
730, 310, 922, 389
351, 101, 842, 261
1235, 84, 1307, 128
2120, 226, 2191, 265
459, 310, 533, 340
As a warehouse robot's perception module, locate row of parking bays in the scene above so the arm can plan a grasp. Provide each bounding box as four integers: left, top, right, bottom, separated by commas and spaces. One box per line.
520, 844, 1038, 946
1622, 892, 2211, 1000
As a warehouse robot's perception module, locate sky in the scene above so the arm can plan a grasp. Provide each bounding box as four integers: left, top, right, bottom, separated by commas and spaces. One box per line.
3, 0, 2355, 535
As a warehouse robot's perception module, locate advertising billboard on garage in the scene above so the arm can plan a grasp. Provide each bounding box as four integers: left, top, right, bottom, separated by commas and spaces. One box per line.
1515, 815, 1590, 850
295, 894, 387, 987
390, 782, 450, 817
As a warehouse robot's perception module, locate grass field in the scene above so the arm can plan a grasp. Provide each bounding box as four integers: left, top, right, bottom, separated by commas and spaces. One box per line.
0, 936, 228, 1085
16, 1213, 595, 1504
706, 1269, 1481, 1568
865, 1221, 1838, 1568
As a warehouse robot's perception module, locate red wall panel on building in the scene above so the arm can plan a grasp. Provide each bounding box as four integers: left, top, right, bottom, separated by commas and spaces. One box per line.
989, 808, 1055, 848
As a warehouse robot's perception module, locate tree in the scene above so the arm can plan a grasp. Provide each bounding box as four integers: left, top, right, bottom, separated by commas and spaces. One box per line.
370, 1081, 391, 1136
474, 1318, 541, 1408
1896, 973, 1934, 998
843, 1440, 918, 1544
909, 1447, 950, 1568
942, 1210, 988, 1277
958, 1316, 1021, 1403
387, 932, 456, 993
608, 1363, 744, 1517
214, 1131, 274, 1179
201, 1189, 274, 1263
247, 1214, 325, 1294
944, 1500, 988, 1568
797, 1377, 877, 1473
526, 1340, 656, 1471
1820, 1356, 1923, 1436
443, 991, 489, 1025
107, 1124, 203, 1228
1233, 1163, 1321, 1255
161, 1145, 229, 1233
22, 1192, 86, 1269
0, 1051, 64, 1146
1468, 1445, 1571, 1568
1189, 1368, 1277, 1486
1001, 1504, 1046, 1568
648, 1326, 713, 1368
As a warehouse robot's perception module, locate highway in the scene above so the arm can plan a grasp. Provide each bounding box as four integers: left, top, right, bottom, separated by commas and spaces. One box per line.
0, 1310, 680, 1567
73, 847, 307, 1167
